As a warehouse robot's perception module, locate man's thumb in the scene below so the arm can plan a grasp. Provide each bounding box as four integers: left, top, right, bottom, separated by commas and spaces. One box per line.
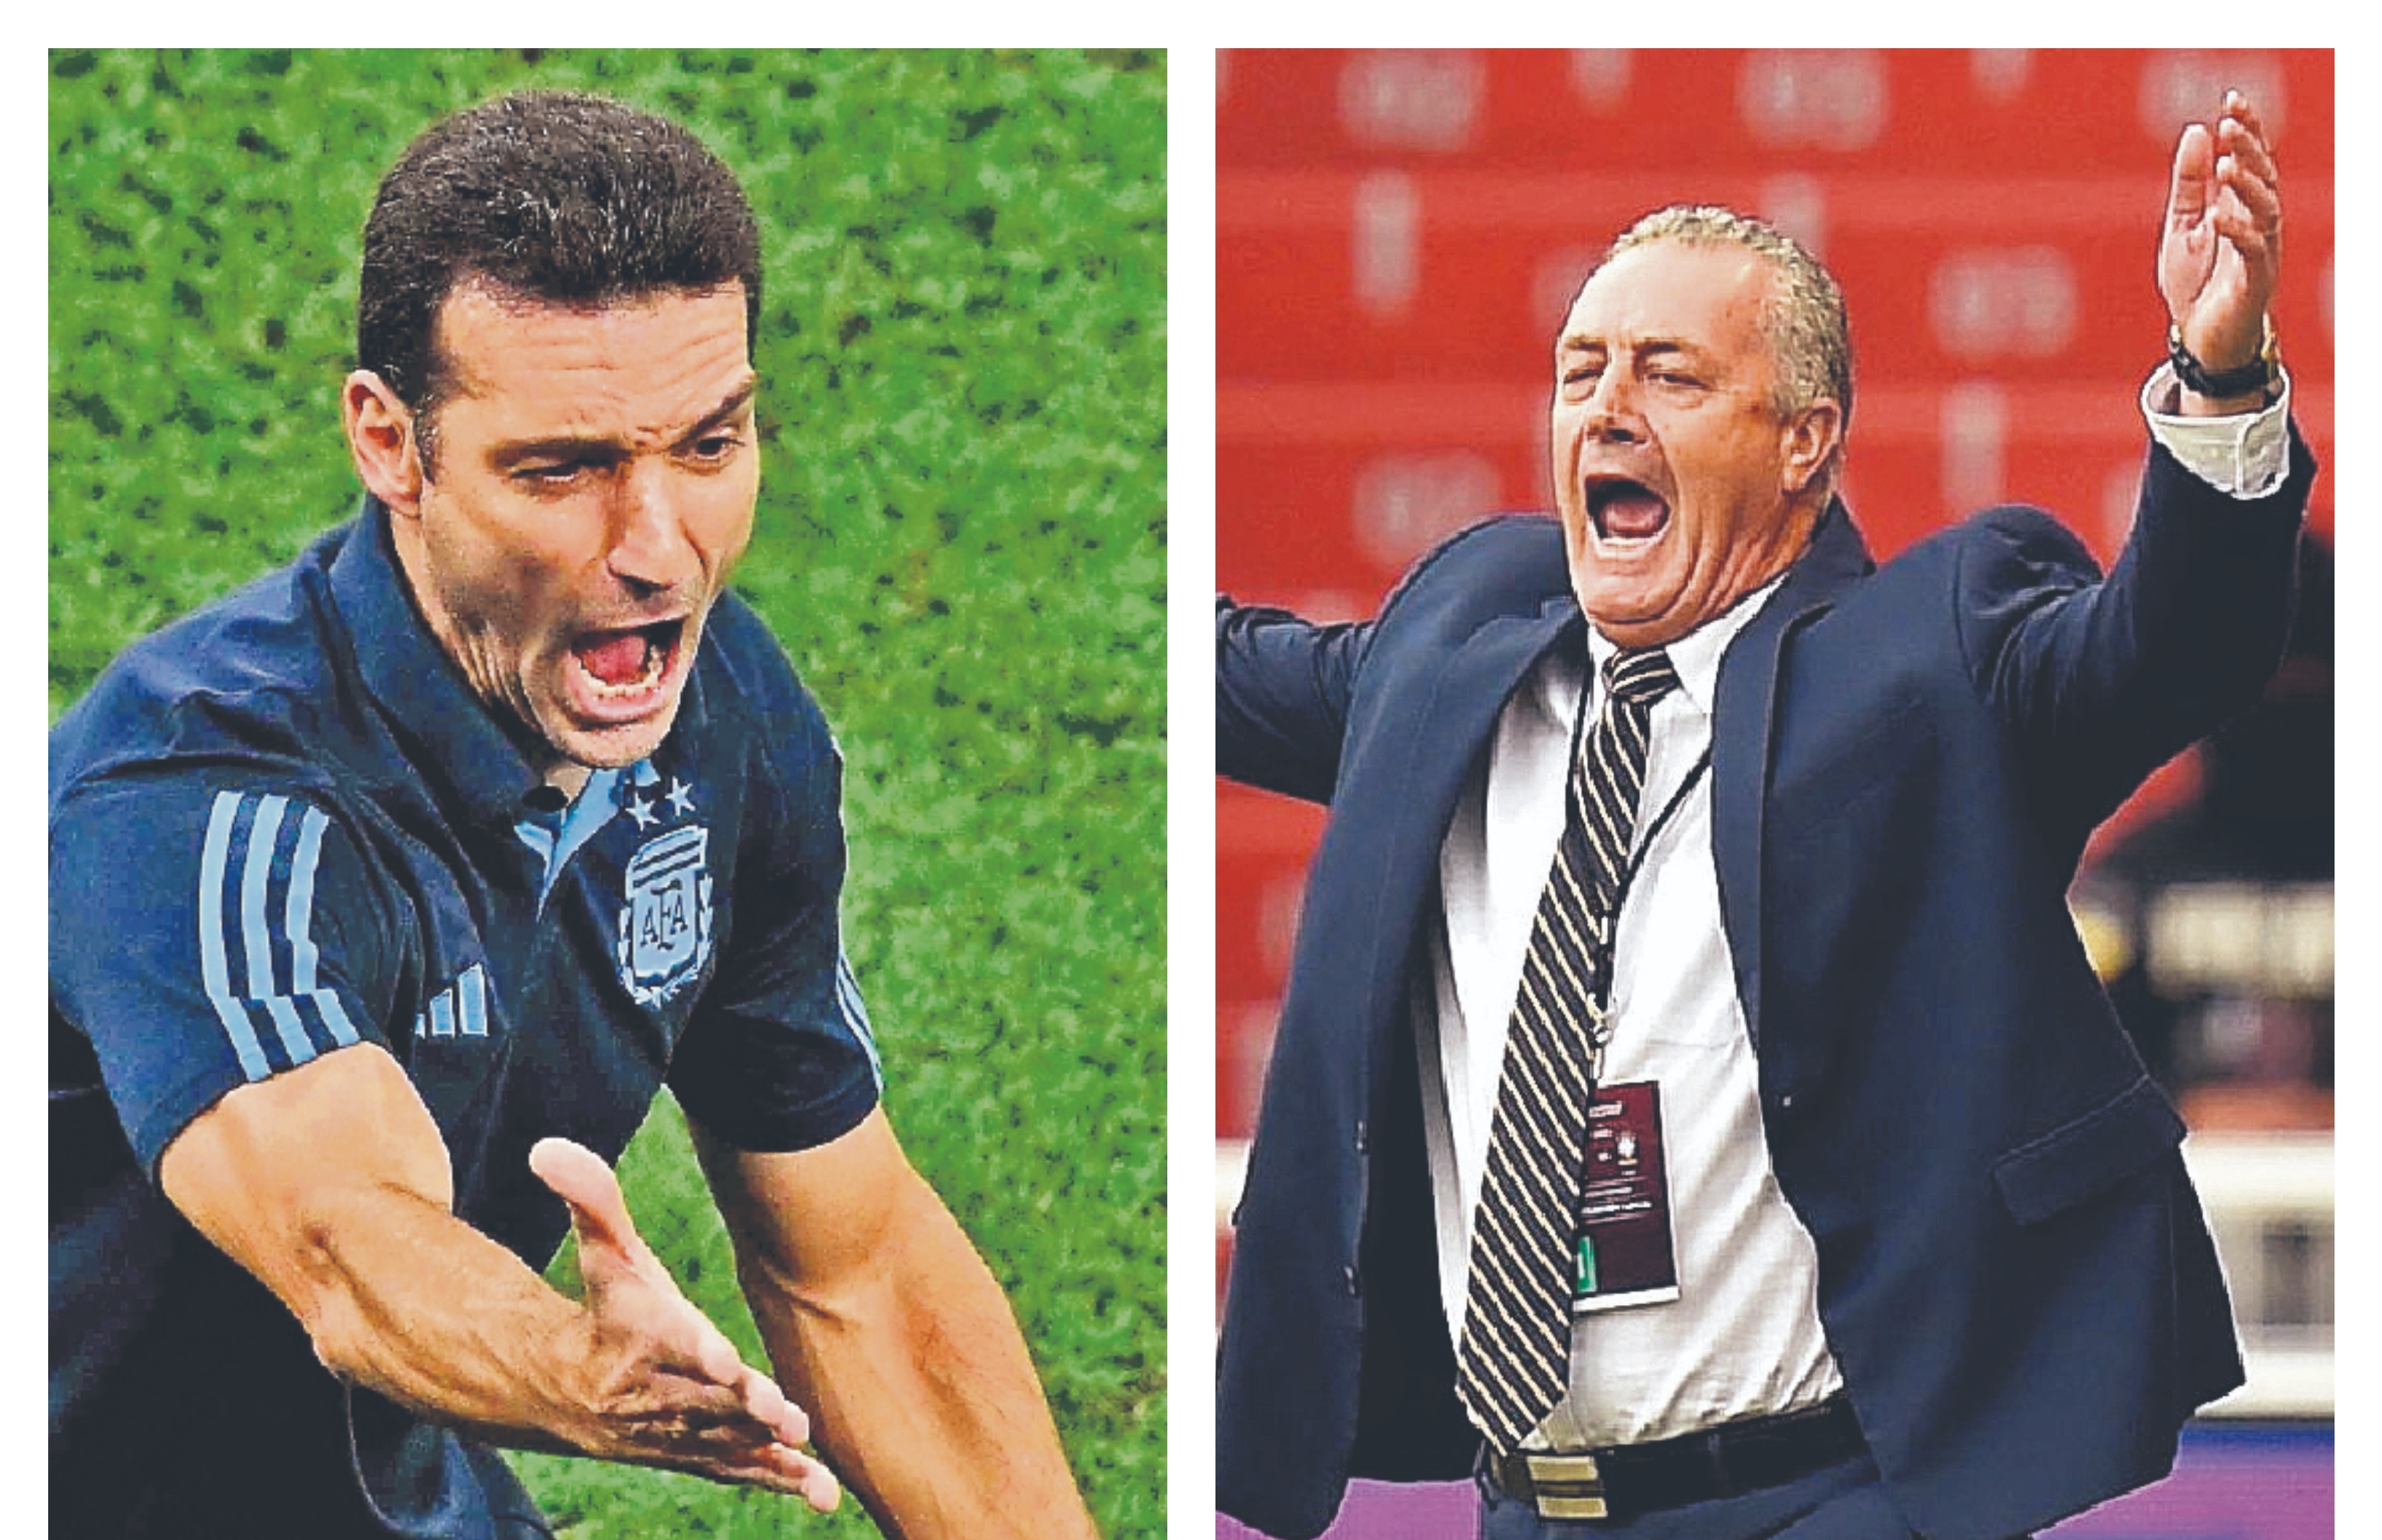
529, 1137, 646, 1271
2169, 120, 2213, 223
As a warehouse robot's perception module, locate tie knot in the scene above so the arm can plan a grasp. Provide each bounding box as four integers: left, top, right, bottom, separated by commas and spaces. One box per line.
1603, 647, 1678, 707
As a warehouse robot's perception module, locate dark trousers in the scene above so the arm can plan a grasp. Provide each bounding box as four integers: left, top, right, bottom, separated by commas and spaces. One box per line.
1478, 1451, 2008, 1540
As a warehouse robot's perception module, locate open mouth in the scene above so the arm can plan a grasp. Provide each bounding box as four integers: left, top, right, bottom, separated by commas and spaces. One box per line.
569, 617, 686, 703
1586, 477, 1671, 542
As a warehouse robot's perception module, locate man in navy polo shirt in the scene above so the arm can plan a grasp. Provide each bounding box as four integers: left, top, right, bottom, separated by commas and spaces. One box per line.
51, 91, 1096, 1539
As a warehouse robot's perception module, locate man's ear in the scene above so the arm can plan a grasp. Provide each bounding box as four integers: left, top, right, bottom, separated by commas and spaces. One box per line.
342, 371, 426, 517
1780, 399, 1844, 497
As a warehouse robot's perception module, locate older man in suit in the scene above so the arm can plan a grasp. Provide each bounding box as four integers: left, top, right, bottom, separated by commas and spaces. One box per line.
1215, 93, 2309, 1540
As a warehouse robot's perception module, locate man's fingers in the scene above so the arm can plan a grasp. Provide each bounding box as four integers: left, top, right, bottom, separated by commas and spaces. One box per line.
2213, 116, 2283, 277
607, 1374, 810, 1456
734, 1363, 810, 1449
2217, 112, 2278, 189
604, 1284, 760, 1396
526, 1140, 835, 1506
2211, 98, 2283, 306
666, 1378, 831, 1507
2162, 95, 2283, 331
656, 1360, 813, 1474
642, 1402, 839, 1509
2221, 89, 2272, 158
791, 1452, 843, 1513
534, 1145, 757, 1397
711, 1449, 840, 1509
2216, 155, 2282, 230
2208, 190, 2277, 268
737, 1441, 843, 1512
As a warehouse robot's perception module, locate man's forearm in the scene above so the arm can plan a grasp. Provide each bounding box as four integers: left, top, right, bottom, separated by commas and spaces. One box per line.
159, 1048, 823, 1497
288, 1152, 830, 1499
161, 1052, 607, 1453
736, 1170, 1097, 1539
283, 1178, 602, 1453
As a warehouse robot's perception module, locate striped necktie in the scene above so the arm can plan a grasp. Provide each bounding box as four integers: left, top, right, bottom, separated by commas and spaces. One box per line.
1456, 644, 1680, 1451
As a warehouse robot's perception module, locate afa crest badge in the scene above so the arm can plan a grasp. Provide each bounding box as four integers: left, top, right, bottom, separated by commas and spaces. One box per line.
615, 820, 714, 1006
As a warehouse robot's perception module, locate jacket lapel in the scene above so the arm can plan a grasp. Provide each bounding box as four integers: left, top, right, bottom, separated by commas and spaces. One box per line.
1353, 595, 1580, 1051
1710, 501, 1874, 1047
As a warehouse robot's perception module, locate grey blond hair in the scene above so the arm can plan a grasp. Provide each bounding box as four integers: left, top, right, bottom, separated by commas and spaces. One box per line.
1603, 205, 1853, 487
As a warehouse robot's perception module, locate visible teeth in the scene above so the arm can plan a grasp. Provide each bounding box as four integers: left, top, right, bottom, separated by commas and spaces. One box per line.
580, 635, 665, 698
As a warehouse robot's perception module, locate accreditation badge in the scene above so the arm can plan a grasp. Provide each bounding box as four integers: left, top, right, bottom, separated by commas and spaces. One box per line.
1571, 1080, 1680, 1313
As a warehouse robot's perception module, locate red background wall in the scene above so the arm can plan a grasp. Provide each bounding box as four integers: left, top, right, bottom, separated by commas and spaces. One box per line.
1215, 47, 2335, 1145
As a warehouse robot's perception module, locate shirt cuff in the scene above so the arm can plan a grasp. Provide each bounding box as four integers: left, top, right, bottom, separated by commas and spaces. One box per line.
2140, 362, 2292, 499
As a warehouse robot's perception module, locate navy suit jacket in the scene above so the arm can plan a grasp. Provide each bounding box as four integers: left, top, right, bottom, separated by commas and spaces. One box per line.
1215, 436, 2313, 1540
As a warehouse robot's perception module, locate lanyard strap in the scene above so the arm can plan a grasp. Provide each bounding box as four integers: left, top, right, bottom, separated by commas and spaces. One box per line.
1591, 743, 1711, 1008
1559, 671, 1713, 1017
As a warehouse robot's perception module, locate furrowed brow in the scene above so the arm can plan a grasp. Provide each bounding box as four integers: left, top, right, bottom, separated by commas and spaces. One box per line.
491, 380, 758, 467
680, 380, 759, 444
490, 432, 623, 470
1559, 332, 1704, 360
1633, 337, 1713, 370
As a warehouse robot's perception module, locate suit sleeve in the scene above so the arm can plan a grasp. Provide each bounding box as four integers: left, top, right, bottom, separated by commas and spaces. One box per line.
1215, 596, 1373, 804
50, 775, 398, 1179
1955, 430, 2314, 838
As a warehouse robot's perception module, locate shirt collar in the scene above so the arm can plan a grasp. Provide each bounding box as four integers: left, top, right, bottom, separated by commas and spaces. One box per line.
325, 495, 553, 825
1586, 574, 1785, 718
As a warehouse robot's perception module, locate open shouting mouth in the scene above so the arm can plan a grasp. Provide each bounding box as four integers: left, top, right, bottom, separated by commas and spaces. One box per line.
566, 616, 688, 720
1585, 476, 1672, 543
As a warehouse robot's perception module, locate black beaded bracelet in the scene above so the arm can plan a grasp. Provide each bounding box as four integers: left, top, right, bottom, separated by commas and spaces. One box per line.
2167, 321, 2280, 399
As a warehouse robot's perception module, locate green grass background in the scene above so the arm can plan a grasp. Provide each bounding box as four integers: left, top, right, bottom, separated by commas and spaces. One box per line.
50, 49, 1165, 1538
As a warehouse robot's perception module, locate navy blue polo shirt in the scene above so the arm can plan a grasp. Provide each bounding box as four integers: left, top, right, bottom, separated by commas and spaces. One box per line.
51, 499, 883, 1538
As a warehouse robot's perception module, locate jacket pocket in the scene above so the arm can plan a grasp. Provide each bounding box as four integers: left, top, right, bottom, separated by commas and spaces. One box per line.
1990, 1075, 2185, 1225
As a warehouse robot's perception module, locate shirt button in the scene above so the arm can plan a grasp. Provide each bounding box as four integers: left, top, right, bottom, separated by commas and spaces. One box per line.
1778, 1093, 1796, 1112
1344, 1265, 1361, 1296
1354, 1119, 1369, 1155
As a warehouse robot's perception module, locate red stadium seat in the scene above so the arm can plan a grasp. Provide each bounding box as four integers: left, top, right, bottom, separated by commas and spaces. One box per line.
1217, 50, 2335, 1268
1219, 49, 2329, 179
1220, 169, 2332, 387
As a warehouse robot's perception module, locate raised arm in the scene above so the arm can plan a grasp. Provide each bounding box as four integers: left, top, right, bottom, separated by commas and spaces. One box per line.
1960, 91, 2308, 836
157, 1043, 839, 1506
1215, 595, 1372, 803
689, 1108, 1097, 1539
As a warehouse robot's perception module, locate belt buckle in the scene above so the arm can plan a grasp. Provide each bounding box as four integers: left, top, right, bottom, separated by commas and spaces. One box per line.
1522, 1450, 1608, 1521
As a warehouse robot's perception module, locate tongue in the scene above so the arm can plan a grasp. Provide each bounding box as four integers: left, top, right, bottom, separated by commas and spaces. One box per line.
577, 630, 650, 685
1600, 487, 1668, 539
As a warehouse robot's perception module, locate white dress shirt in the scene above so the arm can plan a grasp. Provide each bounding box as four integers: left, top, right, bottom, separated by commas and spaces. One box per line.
1415, 366, 2293, 1452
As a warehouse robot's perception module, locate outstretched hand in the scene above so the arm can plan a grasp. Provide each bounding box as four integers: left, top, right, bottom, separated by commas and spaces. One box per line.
529, 1138, 841, 1511
2158, 89, 2282, 376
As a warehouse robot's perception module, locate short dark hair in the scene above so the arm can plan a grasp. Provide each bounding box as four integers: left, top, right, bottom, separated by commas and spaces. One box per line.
357, 91, 762, 459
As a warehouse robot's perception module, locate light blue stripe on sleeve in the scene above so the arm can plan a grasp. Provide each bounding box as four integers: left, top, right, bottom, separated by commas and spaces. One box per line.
312, 991, 362, 1048
198, 793, 271, 1081
835, 950, 883, 1085
429, 990, 455, 1039
284, 805, 362, 1048
260, 996, 315, 1067
458, 963, 487, 1037
239, 795, 286, 1000
286, 805, 329, 993
240, 796, 315, 1067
